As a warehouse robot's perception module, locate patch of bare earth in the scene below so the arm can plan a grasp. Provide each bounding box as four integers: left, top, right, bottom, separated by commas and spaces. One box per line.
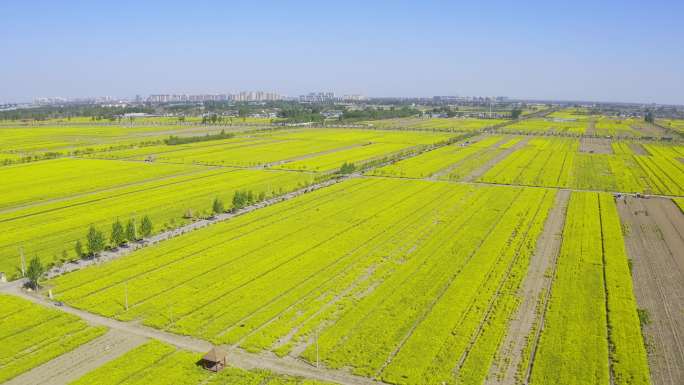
617, 196, 684, 385
632, 122, 668, 137
579, 137, 613, 154
629, 143, 650, 155
461, 137, 530, 182
427, 134, 489, 180
485, 189, 570, 385
585, 119, 596, 135
3, 330, 146, 385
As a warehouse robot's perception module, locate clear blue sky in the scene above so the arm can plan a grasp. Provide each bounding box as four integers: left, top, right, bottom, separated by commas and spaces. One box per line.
2, 0, 682, 104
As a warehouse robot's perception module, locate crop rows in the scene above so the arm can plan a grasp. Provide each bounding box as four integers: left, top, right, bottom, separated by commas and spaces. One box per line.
529, 192, 650, 385
479, 137, 684, 195
500, 118, 587, 135
0, 167, 315, 274
69, 340, 334, 385
84, 128, 456, 169
0, 158, 197, 210
367, 135, 507, 179
361, 117, 507, 131
49, 179, 554, 385
0, 294, 106, 383
273, 142, 411, 172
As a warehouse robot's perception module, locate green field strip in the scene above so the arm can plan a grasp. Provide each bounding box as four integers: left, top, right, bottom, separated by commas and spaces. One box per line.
0, 294, 106, 383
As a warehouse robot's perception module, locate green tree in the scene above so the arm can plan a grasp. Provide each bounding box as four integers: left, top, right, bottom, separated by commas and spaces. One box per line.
232, 191, 248, 210
213, 197, 224, 214
339, 162, 356, 174
140, 215, 153, 238
644, 111, 655, 123
125, 218, 137, 242
111, 219, 125, 246
25, 256, 45, 290
511, 108, 523, 119
74, 240, 84, 258
87, 225, 105, 256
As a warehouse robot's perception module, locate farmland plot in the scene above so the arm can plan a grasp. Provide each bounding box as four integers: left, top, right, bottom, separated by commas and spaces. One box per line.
479, 138, 684, 195
69, 340, 337, 385
617, 196, 684, 385
269, 128, 457, 145
360, 118, 507, 131
367, 135, 507, 179
0, 123, 251, 158
499, 118, 587, 135
271, 142, 411, 172
86, 128, 457, 170
0, 294, 106, 383
529, 192, 650, 385
657, 119, 684, 134
0, 168, 315, 275
48, 179, 555, 385
0, 158, 198, 210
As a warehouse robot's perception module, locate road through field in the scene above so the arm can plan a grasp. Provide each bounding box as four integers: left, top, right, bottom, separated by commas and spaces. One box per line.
486, 189, 570, 385
426, 134, 490, 180
0, 284, 388, 385
618, 196, 684, 385
462, 137, 530, 182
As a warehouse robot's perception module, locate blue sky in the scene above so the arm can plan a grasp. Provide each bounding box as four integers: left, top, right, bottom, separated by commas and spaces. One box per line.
2, 0, 683, 104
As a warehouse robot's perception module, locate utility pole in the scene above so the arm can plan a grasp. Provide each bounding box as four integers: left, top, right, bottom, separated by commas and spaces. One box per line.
19, 247, 25, 277
315, 328, 319, 368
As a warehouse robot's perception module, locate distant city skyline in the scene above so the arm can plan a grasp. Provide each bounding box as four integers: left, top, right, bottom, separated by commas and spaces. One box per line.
2, 1, 683, 105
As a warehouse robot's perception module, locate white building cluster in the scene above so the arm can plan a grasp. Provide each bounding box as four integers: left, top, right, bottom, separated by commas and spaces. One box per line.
298, 92, 367, 103
146, 92, 282, 103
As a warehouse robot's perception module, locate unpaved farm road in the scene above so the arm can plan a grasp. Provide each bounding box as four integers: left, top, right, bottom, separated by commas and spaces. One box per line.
618, 196, 684, 385
486, 189, 570, 385
461, 136, 529, 182
0, 284, 389, 385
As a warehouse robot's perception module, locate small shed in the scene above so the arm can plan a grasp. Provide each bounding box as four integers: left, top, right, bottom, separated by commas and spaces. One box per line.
200, 346, 228, 372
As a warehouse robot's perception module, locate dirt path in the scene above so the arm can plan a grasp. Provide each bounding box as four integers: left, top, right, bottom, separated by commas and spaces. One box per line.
629, 143, 649, 155
585, 118, 596, 136
3, 330, 146, 385
45, 175, 352, 279
485, 189, 570, 385
0, 286, 388, 385
631, 122, 669, 138
264, 142, 369, 168
461, 137, 530, 182
618, 196, 684, 385
426, 134, 492, 180
579, 137, 613, 154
